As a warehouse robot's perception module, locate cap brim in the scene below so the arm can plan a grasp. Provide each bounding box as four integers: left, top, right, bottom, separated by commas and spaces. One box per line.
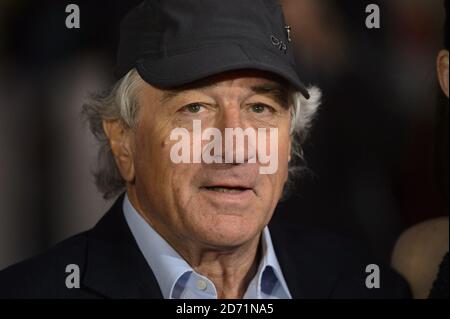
135, 43, 310, 99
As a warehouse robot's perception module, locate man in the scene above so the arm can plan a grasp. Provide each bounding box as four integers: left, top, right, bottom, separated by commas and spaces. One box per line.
0, 0, 410, 298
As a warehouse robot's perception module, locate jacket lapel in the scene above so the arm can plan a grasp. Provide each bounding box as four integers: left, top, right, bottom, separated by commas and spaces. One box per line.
268, 216, 339, 298
82, 194, 163, 298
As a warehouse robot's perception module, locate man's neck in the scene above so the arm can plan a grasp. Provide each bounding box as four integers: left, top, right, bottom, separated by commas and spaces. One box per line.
127, 188, 262, 299
186, 237, 261, 299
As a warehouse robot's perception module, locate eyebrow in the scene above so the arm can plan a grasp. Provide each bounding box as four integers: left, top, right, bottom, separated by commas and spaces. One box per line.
160, 78, 218, 103
160, 90, 182, 104
249, 83, 290, 109
160, 82, 291, 108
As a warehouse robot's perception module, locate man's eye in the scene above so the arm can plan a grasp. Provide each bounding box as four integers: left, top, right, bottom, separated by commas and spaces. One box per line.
251, 103, 274, 114
181, 103, 205, 113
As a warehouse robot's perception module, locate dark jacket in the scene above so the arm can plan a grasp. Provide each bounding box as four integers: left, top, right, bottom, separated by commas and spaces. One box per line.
0, 195, 411, 298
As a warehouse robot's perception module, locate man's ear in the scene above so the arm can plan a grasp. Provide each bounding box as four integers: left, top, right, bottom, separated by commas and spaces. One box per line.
103, 119, 135, 183
437, 50, 449, 98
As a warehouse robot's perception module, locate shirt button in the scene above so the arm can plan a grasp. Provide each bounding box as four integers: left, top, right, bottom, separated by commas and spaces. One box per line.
196, 279, 208, 291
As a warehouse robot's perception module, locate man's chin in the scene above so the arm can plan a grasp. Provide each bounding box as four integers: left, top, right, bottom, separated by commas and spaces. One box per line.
192, 218, 263, 249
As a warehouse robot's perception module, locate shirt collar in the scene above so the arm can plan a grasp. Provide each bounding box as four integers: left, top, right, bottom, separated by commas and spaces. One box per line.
123, 193, 291, 299
258, 227, 292, 298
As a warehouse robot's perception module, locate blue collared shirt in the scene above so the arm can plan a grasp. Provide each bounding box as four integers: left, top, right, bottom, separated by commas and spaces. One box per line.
123, 194, 291, 299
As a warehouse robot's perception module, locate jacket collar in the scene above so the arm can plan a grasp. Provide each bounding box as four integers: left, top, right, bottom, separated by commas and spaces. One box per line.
268, 212, 339, 298
82, 194, 163, 298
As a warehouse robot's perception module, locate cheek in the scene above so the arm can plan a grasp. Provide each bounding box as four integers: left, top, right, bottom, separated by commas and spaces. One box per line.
257, 130, 290, 200
279, 131, 291, 175
133, 125, 173, 194
274, 137, 290, 188
134, 127, 198, 204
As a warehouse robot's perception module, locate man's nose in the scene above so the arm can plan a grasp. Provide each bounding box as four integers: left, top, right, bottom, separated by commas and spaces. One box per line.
218, 104, 242, 130
215, 104, 256, 164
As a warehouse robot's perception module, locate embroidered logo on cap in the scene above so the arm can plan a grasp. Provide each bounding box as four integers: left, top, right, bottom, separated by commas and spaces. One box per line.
271, 35, 287, 54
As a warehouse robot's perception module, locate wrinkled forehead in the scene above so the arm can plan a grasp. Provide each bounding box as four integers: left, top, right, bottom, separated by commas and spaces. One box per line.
156, 69, 292, 107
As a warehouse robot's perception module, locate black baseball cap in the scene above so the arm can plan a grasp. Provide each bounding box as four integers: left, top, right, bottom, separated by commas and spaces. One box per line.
114, 0, 310, 99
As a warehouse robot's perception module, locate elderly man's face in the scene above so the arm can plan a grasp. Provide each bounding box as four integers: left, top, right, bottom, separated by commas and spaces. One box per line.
129, 71, 292, 248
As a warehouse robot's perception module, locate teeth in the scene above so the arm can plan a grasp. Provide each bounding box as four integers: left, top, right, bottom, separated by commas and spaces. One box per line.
208, 187, 244, 193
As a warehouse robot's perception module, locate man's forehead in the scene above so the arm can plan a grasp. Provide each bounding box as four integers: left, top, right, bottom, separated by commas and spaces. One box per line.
158, 70, 290, 104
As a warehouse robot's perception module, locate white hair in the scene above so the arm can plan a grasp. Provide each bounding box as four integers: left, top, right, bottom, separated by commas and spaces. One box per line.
82, 69, 321, 199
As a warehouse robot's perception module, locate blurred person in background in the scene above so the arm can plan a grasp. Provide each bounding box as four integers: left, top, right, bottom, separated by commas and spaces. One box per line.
281, 0, 448, 268
391, 0, 449, 299
281, 0, 409, 263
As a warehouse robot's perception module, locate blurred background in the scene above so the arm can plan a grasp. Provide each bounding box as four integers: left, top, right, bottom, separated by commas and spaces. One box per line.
0, 0, 448, 270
